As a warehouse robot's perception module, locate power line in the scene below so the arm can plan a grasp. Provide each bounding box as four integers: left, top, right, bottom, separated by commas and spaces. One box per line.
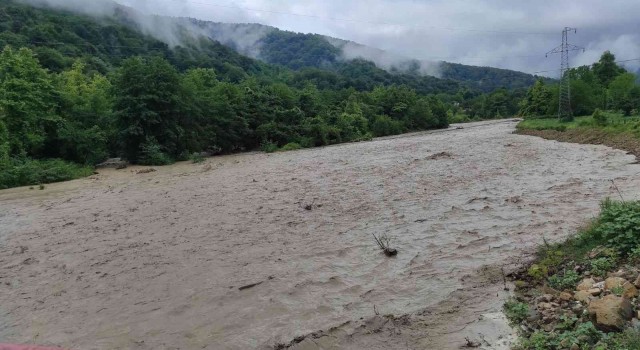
156, 0, 556, 36
531, 58, 640, 75
545, 27, 584, 120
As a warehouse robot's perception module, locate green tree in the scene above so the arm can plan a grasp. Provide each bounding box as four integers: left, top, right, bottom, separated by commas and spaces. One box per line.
56, 61, 114, 164
519, 79, 553, 117
592, 51, 625, 88
113, 56, 183, 163
608, 72, 637, 114
0, 46, 57, 157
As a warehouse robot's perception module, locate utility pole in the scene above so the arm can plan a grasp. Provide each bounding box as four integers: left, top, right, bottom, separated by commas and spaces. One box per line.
546, 27, 584, 121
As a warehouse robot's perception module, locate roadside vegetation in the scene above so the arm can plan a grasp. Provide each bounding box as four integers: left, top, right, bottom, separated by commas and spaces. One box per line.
506, 198, 640, 349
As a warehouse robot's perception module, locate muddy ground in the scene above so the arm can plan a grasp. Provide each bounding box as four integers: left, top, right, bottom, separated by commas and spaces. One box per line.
1, 120, 639, 350
517, 128, 640, 161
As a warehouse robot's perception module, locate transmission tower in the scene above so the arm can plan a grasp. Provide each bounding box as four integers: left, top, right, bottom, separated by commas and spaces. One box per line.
546, 27, 584, 121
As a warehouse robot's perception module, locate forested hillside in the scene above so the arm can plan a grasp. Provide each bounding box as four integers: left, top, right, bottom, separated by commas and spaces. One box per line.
193, 20, 544, 93
0, 0, 527, 189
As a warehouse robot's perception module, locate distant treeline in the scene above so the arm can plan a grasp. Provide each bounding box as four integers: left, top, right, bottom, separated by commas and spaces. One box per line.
519, 51, 640, 120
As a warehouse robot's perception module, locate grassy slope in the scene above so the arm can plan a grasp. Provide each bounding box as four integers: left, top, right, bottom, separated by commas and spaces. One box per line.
516, 114, 640, 159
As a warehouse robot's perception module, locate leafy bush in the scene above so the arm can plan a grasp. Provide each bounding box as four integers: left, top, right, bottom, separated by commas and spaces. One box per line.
138, 141, 173, 166
503, 299, 529, 326
189, 152, 205, 163
518, 322, 604, 350
587, 199, 640, 255
527, 264, 548, 281
279, 142, 302, 152
590, 256, 617, 277
628, 246, 640, 262
528, 248, 565, 280
371, 115, 404, 137
592, 108, 608, 126
0, 157, 93, 189
600, 328, 640, 349
260, 140, 279, 153
548, 270, 581, 290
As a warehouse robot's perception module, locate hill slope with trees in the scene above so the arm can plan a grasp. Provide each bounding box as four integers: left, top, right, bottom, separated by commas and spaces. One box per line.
0, 0, 529, 189
192, 20, 544, 93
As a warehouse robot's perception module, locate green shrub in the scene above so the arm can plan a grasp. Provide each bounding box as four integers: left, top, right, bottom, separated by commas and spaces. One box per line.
628, 246, 640, 262
260, 140, 279, 153
528, 248, 565, 281
593, 108, 608, 126
553, 125, 567, 132
189, 152, 205, 163
518, 322, 604, 350
589, 199, 640, 255
528, 264, 548, 281
548, 270, 581, 290
601, 328, 640, 349
371, 115, 404, 137
503, 299, 529, 326
590, 256, 617, 277
139, 141, 173, 166
279, 142, 302, 152
0, 158, 93, 189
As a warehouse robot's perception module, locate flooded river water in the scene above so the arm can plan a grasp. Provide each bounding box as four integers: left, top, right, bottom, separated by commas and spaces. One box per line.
1, 120, 639, 349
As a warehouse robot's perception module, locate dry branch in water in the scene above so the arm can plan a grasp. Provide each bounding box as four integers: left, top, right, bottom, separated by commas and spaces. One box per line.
372, 233, 398, 257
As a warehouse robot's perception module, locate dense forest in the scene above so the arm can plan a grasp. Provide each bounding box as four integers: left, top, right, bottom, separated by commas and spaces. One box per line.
0, 0, 555, 188
519, 51, 640, 120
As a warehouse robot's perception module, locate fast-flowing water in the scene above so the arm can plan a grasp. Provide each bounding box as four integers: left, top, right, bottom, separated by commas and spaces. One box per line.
1, 120, 639, 349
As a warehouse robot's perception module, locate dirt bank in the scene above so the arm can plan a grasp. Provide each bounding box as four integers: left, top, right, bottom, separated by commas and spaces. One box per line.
516, 128, 640, 161
1, 121, 639, 349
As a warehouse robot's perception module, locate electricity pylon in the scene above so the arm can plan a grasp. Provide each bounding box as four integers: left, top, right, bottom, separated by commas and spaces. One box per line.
546, 27, 584, 121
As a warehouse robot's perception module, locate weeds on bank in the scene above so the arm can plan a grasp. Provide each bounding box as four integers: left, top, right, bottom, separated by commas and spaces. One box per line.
506, 198, 640, 350
0, 157, 93, 189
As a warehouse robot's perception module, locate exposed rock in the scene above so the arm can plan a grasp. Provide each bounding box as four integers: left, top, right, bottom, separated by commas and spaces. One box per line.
570, 344, 579, 350
633, 274, 640, 288
537, 294, 554, 303
593, 281, 605, 289
577, 278, 595, 291
97, 158, 128, 169
559, 292, 573, 301
540, 285, 560, 296
574, 290, 592, 303
571, 303, 583, 314
587, 295, 634, 331
527, 309, 540, 323
587, 288, 603, 296
604, 277, 638, 299
607, 270, 626, 278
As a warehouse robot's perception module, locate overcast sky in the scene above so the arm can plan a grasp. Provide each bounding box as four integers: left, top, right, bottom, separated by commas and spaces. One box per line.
80, 0, 640, 76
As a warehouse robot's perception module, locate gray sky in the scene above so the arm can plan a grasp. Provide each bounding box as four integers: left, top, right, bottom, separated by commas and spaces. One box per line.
44, 0, 640, 76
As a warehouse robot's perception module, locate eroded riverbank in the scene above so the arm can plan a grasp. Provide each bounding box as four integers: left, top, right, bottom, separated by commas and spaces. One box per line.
1, 121, 639, 349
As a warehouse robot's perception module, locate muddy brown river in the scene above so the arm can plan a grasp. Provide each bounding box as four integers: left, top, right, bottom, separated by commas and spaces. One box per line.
1, 120, 639, 349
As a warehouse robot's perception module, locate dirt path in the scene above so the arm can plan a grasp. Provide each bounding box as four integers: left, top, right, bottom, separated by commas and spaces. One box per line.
1, 120, 639, 350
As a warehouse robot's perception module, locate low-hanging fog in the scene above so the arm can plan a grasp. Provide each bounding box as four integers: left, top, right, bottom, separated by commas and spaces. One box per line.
19, 0, 640, 78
